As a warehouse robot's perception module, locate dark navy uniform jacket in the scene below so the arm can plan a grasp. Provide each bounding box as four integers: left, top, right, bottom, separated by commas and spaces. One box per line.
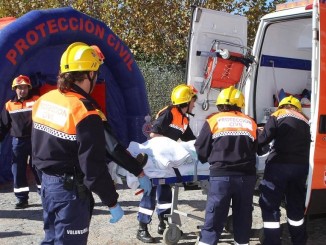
258, 108, 310, 165
151, 106, 196, 142
0, 94, 38, 141
32, 89, 118, 207
195, 111, 257, 176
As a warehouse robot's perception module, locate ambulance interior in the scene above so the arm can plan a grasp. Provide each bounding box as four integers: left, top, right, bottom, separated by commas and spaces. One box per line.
186, 5, 313, 137
251, 17, 312, 124
249, 14, 313, 174
186, 3, 323, 213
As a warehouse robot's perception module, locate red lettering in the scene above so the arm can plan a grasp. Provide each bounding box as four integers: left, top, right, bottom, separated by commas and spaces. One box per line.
95, 25, 104, 39
79, 18, 83, 31
123, 53, 130, 63
107, 34, 133, 71
15, 39, 29, 55
107, 34, 116, 47
35, 23, 46, 37
26, 30, 38, 45
114, 40, 120, 51
119, 45, 128, 57
85, 20, 95, 33
69, 17, 78, 31
47, 19, 59, 34
6, 49, 17, 65
127, 59, 133, 72
57, 18, 68, 31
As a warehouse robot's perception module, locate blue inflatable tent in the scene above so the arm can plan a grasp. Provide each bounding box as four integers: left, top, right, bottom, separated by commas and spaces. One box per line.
0, 7, 150, 183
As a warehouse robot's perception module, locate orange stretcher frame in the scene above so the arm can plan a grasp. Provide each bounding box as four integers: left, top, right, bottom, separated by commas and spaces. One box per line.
204, 50, 245, 89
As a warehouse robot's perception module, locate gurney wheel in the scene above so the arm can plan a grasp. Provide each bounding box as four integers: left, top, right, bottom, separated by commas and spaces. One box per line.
163, 225, 182, 245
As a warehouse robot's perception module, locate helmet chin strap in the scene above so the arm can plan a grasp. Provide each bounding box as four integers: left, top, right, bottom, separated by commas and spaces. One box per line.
186, 104, 195, 117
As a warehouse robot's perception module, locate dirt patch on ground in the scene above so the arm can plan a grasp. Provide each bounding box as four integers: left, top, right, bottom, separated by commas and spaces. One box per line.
0, 171, 326, 245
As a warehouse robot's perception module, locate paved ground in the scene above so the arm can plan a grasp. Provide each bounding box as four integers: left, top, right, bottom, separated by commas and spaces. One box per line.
0, 173, 326, 245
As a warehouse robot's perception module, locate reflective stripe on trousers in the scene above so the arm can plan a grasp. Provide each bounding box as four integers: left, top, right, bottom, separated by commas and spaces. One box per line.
259, 163, 308, 245
198, 241, 248, 245
12, 137, 41, 201
138, 184, 172, 224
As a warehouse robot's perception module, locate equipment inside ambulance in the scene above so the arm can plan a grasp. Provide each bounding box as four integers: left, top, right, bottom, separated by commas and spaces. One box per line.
186, 0, 326, 215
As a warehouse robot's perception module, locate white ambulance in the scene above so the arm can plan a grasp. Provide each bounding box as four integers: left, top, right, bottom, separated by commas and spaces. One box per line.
186, 0, 325, 215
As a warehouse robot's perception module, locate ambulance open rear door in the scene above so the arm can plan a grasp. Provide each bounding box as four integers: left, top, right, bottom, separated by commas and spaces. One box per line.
305, 0, 326, 215
185, 6, 249, 136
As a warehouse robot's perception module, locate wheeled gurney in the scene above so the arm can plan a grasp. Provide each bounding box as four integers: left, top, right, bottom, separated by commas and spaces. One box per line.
151, 171, 209, 245
113, 136, 264, 245
112, 137, 210, 244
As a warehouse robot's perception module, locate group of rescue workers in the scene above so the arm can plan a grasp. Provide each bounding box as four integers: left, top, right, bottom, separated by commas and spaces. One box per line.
0, 42, 310, 245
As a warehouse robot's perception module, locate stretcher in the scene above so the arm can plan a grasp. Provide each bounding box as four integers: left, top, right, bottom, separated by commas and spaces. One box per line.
113, 137, 262, 244
111, 137, 210, 244
196, 39, 253, 111
151, 170, 210, 245
119, 137, 210, 189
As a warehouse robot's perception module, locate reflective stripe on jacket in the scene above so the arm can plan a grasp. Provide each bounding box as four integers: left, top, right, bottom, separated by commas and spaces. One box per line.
152, 106, 196, 141
0, 95, 38, 138
195, 111, 257, 176
32, 89, 118, 207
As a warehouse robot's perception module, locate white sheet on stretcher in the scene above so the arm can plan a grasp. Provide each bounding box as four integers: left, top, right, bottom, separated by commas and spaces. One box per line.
110, 137, 210, 190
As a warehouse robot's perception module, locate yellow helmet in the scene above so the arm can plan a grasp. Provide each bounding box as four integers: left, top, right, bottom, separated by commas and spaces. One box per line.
60, 42, 103, 73
12, 75, 32, 90
278, 95, 302, 111
171, 84, 197, 105
216, 86, 245, 108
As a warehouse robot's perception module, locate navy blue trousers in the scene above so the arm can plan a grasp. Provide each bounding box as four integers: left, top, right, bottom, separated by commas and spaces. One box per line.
138, 184, 172, 224
199, 175, 256, 245
259, 163, 308, 245
40, 173, 91, 245
12, 137, 41, 201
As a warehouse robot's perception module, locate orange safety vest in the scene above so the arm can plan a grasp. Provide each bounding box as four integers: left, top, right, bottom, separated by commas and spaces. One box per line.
32, 90, 98, 136
207, 111, 257, 141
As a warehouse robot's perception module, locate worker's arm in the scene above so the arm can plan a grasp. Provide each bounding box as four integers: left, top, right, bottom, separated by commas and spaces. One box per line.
257, 115, 277, 155
151, 107, 171, 136
103, 122, 152, 195
0, 104, 11, 142
194, 122, 213, 164
77, 115, 119, 208
180, 124, 196, 141
103, 121, 143, 177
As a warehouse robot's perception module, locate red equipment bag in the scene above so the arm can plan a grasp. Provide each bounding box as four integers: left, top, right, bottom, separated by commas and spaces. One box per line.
204, 50, 245, 88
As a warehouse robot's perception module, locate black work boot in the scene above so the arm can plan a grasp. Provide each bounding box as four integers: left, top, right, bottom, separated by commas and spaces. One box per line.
137, 222, 155, 243
157, 216, 167, 235
15, 199, 28, 209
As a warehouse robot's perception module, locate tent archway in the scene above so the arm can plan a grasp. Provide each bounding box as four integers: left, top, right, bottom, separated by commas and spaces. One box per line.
0, 7, 150, 183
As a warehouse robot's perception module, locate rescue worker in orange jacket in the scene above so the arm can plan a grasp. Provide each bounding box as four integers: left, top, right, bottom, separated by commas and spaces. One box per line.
195, 86, 257, 245
258, 96, 310, 245
89, 45, 151, 196
0, 75, 41, 209
136, 84, 197, 243
32, 42, 126, 245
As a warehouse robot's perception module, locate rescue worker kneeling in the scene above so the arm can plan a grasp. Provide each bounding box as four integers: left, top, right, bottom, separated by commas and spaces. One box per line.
257, 96, 310, 245
32, 42, 124, 245
195, 86, 258, 245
